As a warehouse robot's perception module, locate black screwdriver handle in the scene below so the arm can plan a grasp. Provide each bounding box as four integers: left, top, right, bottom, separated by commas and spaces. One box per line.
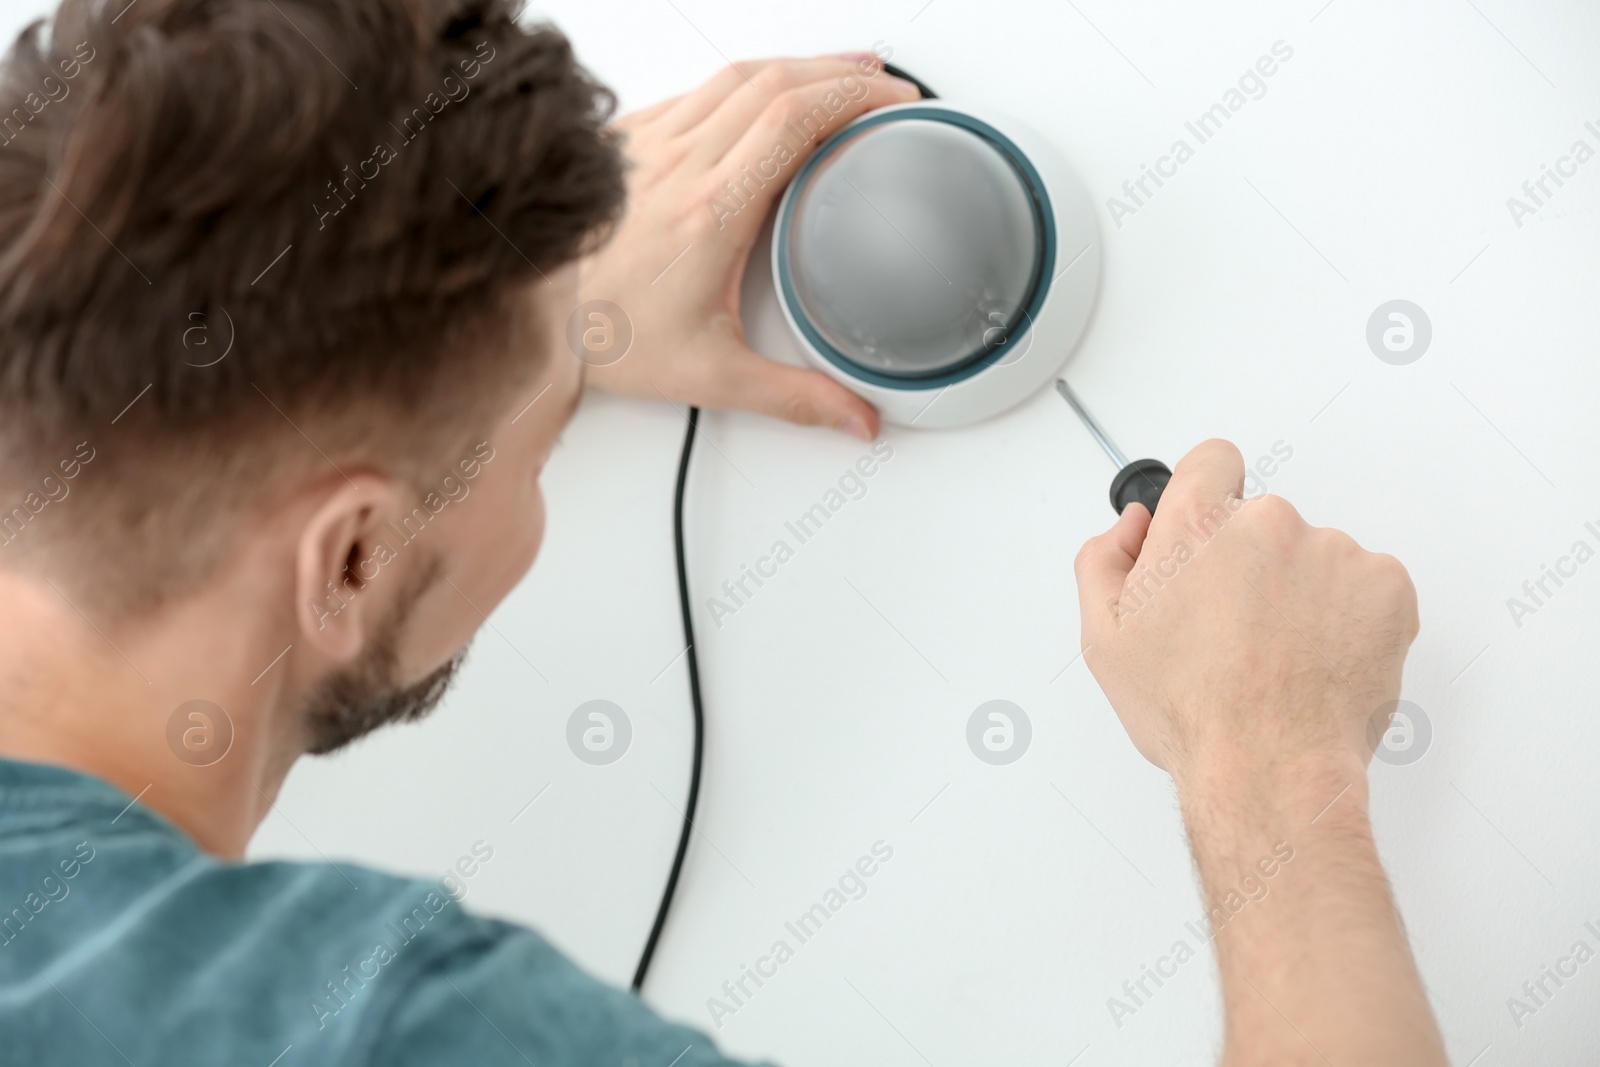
1110, 458, 1172, 516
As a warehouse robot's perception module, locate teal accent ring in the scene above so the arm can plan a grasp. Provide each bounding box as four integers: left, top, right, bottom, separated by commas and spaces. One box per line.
776, 107, 1057, 391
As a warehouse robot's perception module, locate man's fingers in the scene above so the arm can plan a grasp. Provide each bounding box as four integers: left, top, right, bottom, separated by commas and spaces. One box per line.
652, 59, 780, 135
690, 55, 897, 162
614, 93, 684, 133
1166, 438, 1246, 509
716, 63, 920, 170
1074, 438, 1243, 642
705, 68, 921, 224
1074, 504, 1153, 644
717, 344, 880, 439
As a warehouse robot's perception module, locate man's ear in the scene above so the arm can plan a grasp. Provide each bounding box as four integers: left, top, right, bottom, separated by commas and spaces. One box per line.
293, 474, 402, 662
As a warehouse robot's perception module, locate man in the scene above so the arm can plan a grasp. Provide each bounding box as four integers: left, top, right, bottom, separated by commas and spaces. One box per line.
0, 0, 1447, 1064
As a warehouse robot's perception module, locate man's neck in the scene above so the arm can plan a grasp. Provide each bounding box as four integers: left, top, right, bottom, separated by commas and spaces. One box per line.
0, 570, 300, 858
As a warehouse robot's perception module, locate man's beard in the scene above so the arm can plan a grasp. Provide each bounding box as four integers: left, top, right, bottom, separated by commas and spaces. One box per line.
301, 559, 471, 755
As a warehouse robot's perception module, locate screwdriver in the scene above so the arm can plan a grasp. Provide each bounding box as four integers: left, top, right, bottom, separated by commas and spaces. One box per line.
1055, 380, 1172, 515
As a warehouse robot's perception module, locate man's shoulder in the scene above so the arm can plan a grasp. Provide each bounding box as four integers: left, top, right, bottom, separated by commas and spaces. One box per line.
0, 788, 755, 1067
1, 797, 509, 1065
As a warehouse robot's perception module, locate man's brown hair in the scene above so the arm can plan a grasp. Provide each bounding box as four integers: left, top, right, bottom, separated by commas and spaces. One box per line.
0, 0, 624, 608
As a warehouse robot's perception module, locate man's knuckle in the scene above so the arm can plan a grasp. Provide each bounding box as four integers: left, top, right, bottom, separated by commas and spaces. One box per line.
764, 89, 804, 126
1375, 559, 1420, 634
1253, 493, 1297, 524
769, 87, 827, 127
1369, 551, 1414, 591
685, 185, 724, 231
751, 62, 797, 94
778, 392, 821, 425
1245, 493, 1304, 536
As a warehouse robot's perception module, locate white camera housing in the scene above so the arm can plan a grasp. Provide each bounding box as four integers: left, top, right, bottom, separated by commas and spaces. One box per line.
770, 100, 1100, 429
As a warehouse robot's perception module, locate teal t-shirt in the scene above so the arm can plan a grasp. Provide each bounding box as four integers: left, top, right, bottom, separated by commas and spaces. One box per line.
0, 757, 757, 1066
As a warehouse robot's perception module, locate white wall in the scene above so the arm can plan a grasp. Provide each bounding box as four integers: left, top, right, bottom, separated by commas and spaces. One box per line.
3, 0, 1593, 1063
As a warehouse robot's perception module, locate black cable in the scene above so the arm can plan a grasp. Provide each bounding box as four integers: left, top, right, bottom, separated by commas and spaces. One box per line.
631, 63, 933, 991
631, 405, 704, 992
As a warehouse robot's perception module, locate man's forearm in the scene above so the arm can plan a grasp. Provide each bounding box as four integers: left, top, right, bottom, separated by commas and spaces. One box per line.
1076, 445, 1445, 1058
1176, 753, 1448, 1067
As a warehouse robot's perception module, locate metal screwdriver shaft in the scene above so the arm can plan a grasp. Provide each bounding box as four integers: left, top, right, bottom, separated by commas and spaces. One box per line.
1055, 380, 1128, 468
1055, 379, 1173, 516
